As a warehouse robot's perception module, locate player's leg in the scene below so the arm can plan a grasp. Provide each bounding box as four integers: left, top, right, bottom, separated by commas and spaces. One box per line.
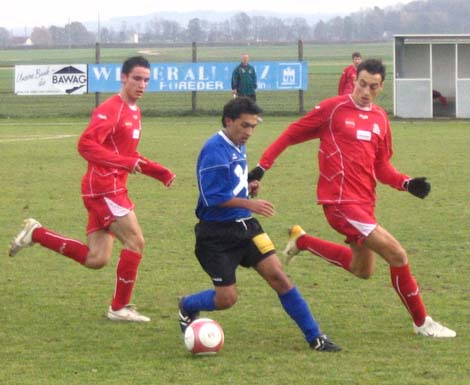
9, 218, 89, 265
254, 254, 341, 352
106, 210, 149, 322
364, 225, 455, 337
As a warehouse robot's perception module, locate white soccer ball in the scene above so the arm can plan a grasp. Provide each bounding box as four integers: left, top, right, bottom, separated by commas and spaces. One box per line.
184, 318, 224, 355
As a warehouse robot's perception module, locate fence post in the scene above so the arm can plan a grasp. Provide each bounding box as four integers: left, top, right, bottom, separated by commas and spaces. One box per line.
95, 42, 101, 107
298, 39, 305, 114
192, 42, 197, 113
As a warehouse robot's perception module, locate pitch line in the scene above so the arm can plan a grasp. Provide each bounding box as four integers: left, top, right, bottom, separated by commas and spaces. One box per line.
0, 134, 78, 143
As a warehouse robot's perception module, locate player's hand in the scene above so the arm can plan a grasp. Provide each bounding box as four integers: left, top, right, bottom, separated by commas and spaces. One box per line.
248, 165, 265, 182
405, 177, 431, 199
248, 199, 275, 217
248, 180, 260, 197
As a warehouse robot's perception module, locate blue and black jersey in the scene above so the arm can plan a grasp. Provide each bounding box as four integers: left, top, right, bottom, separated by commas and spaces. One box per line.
196, 130, 251, 222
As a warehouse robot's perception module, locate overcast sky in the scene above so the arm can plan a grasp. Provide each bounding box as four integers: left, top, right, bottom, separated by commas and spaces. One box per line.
1, 0, 412, 29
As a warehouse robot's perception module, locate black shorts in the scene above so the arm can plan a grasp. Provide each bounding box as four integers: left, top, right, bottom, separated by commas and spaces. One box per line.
195, 217, 276, 286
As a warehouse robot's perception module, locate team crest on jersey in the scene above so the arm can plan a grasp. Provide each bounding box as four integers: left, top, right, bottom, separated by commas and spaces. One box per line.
125, 121, 133, 127
372, 123, 381, 135
232, 153, 238, 160
133, 114, 138, 120
345, 119, 356, 128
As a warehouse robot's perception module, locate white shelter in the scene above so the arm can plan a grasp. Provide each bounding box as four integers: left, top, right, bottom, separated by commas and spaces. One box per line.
394, 34, 470, 118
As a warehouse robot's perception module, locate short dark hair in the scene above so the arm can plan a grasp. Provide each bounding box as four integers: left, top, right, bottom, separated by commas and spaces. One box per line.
356, 58, 386, 82
221, 96, 263, 127
352, 52, 361, 59
121, 56, 150, 75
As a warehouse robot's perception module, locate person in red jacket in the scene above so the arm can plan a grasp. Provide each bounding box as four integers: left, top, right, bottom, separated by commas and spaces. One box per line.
9, 56, 175, 322
248, 59, 456, 338
338, 52, 362, 95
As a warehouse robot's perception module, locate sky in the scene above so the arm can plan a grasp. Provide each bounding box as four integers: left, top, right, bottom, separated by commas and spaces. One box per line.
1, 0, 412, 29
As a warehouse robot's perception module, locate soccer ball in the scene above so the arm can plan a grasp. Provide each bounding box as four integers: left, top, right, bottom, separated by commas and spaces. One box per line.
184, 318, 224, 355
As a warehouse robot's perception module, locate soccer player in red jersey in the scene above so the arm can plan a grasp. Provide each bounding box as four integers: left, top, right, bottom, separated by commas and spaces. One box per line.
248, 59, 456, 338
338, 52, 362, 95
9, 56, 175, 322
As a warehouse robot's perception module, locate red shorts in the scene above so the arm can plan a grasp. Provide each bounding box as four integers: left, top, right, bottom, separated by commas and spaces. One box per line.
82, 193, 135, 234
323, 204, 377, 245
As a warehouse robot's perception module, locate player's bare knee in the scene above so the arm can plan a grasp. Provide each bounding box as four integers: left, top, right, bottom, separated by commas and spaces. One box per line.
84, 253, 109, 269
124, 234, 145, 253
215, 293, 237, 310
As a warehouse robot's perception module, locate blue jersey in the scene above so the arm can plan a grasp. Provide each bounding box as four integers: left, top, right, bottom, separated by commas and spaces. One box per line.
196, 130, 251, 221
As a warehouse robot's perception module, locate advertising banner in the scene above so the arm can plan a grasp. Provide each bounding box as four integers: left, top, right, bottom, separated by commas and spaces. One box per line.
15, 65, 87, 95
87, 61, 308, 92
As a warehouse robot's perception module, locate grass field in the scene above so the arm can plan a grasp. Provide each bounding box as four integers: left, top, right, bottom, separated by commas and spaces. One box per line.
0, 116, 469, 385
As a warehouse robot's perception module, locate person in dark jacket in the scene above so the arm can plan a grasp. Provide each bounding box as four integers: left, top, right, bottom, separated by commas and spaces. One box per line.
232, 54, 257, 102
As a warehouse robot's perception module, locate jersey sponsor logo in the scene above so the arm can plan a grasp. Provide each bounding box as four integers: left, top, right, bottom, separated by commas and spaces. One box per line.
372, 123, 381, 135
132, 129, 140, 139
359, 113, 369, 120
345, 119, 356, 128
356, 130, 372, 141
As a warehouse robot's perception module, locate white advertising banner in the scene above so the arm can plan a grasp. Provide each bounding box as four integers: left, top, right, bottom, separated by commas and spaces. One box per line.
15, 64, 87, 95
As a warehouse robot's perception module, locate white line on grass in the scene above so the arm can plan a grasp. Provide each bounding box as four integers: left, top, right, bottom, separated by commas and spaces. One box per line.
0, 134, 78, 143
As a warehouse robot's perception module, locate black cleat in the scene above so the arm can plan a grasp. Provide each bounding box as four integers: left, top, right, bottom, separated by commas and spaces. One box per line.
310, 335, 342, 352
178, 298, 199, 333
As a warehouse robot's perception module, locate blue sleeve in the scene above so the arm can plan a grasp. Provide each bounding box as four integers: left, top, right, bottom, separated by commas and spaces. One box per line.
198, 148, 234, 207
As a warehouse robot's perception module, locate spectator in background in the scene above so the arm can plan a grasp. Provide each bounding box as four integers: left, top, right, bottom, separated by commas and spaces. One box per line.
433, 90, 448, 106
338, 52, 362, 95
232, 54, 257, 102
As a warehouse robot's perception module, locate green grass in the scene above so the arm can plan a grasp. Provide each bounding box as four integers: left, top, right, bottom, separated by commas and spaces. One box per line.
0, 117, 469, 385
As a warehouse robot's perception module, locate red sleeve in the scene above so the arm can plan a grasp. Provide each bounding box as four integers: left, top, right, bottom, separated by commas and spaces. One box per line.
77, 106, 138, 171
139, 155, 176, 187
259, 105, 326, 170
374, 120, 409, 190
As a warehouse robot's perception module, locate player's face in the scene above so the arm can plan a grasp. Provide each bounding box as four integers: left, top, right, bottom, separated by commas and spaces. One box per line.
352, 70, 384, 107
353, 56, 362, 67
121, 66, 151, 103
224, 113, 259, 146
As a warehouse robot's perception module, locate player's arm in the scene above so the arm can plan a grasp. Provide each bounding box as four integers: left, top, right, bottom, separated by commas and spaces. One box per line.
219, 197, 274, 217
338, 71, 347, 95
248, 106, 325, 181
138, 155, 176, 187
252, 66, 257, 90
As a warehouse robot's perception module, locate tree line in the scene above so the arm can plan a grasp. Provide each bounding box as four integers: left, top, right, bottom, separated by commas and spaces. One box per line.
1, 0, 469, 47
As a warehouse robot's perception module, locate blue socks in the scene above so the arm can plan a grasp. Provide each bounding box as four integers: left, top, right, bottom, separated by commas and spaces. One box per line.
279, 286, 321, 343
182, 289, 216, 313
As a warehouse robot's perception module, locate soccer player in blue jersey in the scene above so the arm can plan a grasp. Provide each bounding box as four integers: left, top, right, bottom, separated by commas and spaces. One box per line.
178, 96, 340, 352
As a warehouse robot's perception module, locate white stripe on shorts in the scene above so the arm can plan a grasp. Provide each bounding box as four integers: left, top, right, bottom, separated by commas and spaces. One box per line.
346, 218, 377, 237
104, 196, 131, 217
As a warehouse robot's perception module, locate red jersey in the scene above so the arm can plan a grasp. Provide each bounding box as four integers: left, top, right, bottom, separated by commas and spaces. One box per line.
338, 64, 357, 95
78, 94, 174, 198
259, 95, 409, 205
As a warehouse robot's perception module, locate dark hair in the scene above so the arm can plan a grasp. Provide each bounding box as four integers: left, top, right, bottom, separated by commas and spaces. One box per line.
352, 52, 361, 59
356, 58, 386, 82
121, 56, 150, 75
221, 96, 263, 127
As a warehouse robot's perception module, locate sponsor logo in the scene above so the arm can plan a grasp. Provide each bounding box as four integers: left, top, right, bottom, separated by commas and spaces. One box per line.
356, 130, 372, 141
118, 277, 135, 284
359, 114, 369, 120
132, 129, 140, 139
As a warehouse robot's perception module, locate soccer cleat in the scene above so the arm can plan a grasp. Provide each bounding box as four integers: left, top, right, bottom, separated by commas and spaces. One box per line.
178, 298, 199, 333
413, 316, 456, 338
310, 335, 342, 352
9, 218, 42, 257
107, 304, 150, 322
283, 225, 306, 264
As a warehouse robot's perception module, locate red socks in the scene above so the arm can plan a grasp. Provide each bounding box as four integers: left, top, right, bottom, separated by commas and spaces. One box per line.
111, 249, 142, 310
390, 264, 427, 326
297, 234, 352, 271
32, 227, 88, 265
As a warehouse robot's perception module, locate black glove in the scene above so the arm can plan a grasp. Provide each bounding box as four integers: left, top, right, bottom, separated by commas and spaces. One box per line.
248, 166, 265, 182
405, 177, 431, 199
